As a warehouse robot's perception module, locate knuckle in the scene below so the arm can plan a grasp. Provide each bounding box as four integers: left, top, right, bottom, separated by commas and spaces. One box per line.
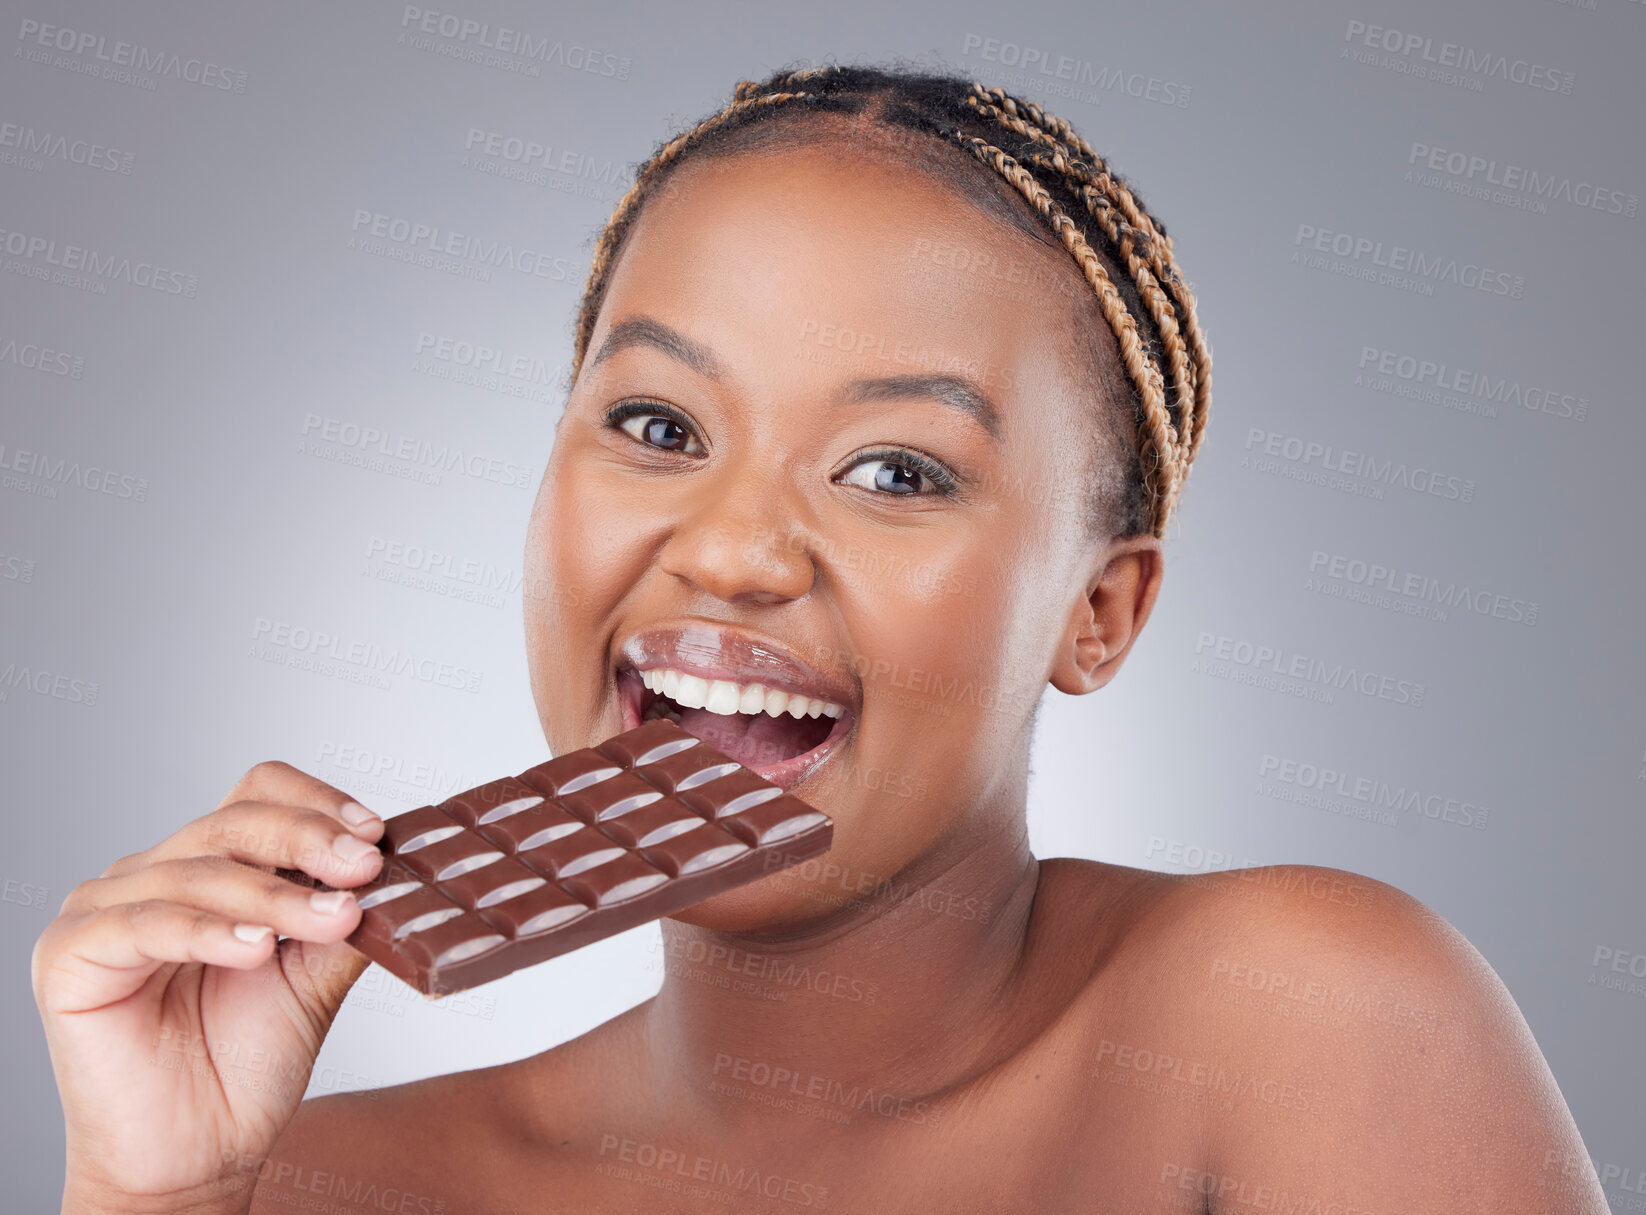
293, 818, 343, 865
120, 899, 160, 929
250, 761, 307, 802
261, 878, 300, 908
186, 908, 219, 939
218, 759, 292, 809
163, 855, 233, 891
57, 878, 102, 918
99, 850, 146, 880
203, 807, 286, 862
30, 926, 64, 1002
240, 863, 301, 904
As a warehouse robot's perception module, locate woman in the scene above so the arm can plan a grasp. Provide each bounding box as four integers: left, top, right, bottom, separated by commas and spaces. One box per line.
32, 64, 1606, 1213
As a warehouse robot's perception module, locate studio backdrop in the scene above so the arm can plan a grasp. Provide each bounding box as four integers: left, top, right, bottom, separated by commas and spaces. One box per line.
2, 0, 1641, 1207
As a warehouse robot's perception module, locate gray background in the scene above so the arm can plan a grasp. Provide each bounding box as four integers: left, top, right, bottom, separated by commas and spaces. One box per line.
2, 0, 1641, 1206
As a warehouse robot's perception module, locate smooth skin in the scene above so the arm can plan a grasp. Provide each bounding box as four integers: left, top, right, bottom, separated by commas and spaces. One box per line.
34, 128, 1608, 1214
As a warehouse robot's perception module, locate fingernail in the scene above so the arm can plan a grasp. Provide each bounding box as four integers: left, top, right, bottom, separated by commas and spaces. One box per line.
310, 890, 354, 916
331, 832, 379, 865
234, 923, 273, 943
340, 801, 379, 828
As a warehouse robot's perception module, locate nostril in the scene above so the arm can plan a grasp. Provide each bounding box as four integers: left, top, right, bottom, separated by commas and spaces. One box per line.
657, 510, 816, 604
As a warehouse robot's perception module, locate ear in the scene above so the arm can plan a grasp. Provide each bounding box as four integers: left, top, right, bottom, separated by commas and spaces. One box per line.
1047, 535, 1164, 696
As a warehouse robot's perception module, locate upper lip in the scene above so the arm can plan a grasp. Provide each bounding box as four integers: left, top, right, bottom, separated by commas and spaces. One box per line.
615, 622, 859, 713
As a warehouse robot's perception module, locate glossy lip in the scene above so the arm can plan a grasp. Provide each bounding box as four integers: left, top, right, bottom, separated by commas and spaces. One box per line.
613, 622, 859, 790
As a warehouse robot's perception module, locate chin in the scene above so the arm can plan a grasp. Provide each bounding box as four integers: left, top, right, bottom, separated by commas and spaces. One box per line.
662, 866, 847, 936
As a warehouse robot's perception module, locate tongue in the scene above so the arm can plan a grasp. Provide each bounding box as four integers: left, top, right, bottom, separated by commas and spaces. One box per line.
673, 707, 829, 769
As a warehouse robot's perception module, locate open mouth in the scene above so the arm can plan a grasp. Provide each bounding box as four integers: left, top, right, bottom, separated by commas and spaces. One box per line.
616, 665, 854, 789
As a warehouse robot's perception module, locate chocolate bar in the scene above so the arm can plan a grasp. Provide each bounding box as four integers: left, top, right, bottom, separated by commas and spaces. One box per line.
332, 720, 832, 996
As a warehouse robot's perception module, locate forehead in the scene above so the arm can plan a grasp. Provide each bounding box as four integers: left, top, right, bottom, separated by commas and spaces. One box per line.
595, 139, 1109, 434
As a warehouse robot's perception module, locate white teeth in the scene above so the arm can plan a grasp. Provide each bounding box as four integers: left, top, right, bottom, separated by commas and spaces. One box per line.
635, 667, 846, 723
674, 673, 710, 710
704, 679, 741, 715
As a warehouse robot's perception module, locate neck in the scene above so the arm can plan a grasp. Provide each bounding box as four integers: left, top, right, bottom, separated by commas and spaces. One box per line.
643, 799, 1042, 1125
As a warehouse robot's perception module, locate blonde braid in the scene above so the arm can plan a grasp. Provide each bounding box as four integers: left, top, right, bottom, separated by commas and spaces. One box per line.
942, 130, 1183, 525
962, 86, 1211, 529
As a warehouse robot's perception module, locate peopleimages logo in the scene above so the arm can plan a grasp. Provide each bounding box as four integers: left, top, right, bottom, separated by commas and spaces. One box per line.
1342, 19, 1574, 94
0, 225, 199, 297
1244, 427, 1476, 504
250, 618, 483, 694
398, 7, 631, 79
1307, 548, 1538, 627
1408, 143, 1637, 218
0, 441, 149, 501
1258, 754, 1489, 830
0, 660, 99, 706
1194, 630, 1427, 707
298, 413, 533, 489
460, 128, 625, 198
0, 337, 84, 378
1357, 346, 1588, 422
316, 741, 470, 804
961, 33, 1191, 107
1293, 223, 1524, 298
349, 210, 574, 282
15, 18, 249, 92
362, 534, 522, 610
0, 120, 133, 173
414, 331, 560, 388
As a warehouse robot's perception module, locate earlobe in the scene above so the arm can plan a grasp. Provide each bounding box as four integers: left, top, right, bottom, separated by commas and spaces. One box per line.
1047, 539, 1163, 697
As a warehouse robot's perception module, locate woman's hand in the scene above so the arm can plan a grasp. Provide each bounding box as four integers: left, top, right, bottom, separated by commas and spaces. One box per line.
31, 761, 387, 1215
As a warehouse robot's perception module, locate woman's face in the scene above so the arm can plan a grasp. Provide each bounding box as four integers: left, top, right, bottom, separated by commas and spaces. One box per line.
525, 140, 1140, 931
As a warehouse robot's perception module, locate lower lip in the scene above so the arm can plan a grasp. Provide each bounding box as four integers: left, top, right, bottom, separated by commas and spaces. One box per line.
616, 669, 854, 792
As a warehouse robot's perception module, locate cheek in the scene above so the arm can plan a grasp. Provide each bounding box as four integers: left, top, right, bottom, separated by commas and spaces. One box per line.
845, 523, 1034, 667
524, 452, 657, 687
839, 518, 1061, 845
534, 453, 650, 594
839, 527, 1037, 756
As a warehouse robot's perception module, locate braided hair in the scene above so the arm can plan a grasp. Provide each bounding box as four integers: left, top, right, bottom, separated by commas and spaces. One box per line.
568, 62, 1211, 540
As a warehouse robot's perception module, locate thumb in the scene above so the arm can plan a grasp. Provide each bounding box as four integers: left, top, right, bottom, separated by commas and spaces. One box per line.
280, 938, 371, 1030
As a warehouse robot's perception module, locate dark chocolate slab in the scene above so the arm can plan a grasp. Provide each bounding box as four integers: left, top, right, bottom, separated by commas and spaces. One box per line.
337, 719, 832, 995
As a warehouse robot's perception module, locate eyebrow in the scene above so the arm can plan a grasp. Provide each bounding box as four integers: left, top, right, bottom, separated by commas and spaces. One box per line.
588, 316, 725, 381
589, 315, 1000, 440
837, 374, 1001, 441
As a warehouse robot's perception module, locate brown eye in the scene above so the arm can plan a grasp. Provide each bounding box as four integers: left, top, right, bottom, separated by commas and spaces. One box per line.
618, 412, 703, 455
839, 458, 928, 495
835, 448, 956, 497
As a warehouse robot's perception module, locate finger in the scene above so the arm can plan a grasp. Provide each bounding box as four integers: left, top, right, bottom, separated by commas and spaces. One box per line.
34, 901, 279, 1015
105, 802, 383, 887
279, 937, 373, 1027
216, 760, 385, 840
99, 760, 383, 883
58, 856, 363, 941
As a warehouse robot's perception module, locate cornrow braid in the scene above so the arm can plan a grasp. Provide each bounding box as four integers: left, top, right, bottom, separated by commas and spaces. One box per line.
568, 62, 1211, 539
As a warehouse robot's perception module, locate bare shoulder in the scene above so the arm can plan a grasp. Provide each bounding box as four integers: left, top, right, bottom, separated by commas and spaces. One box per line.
1070, 860, 1609, 1213
248, 1003, 651, 1214
246, 1065, 526, 1214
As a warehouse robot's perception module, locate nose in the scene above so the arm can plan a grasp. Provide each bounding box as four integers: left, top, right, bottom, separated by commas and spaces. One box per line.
656, 464, 817, 605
